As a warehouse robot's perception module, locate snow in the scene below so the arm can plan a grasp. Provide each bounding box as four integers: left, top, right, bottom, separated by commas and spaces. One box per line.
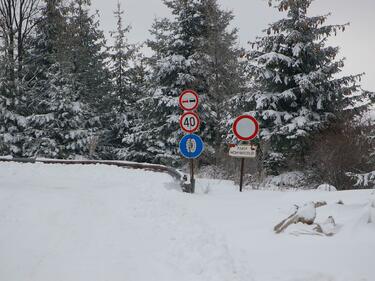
347, 171, 375, 188
296, 202, 317, 223
1, 162, 375, 281
256, 51, 293, 67
317, 184, 337, 192
261, 171, 307, 190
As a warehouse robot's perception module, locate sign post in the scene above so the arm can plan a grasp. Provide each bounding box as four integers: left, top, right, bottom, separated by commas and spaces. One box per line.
179, 134, 204, 193
178, 90, 203, 193
231, 115, 260, 192
190, 159, 195, 193
239, 158, 245, 192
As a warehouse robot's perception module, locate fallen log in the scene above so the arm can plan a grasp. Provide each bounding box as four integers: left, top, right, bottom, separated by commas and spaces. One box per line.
274, 201, 327, 234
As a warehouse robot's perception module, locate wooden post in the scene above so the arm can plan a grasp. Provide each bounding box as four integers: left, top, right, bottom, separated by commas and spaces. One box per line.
239, 158, 245, 192
190, 159, 195, 193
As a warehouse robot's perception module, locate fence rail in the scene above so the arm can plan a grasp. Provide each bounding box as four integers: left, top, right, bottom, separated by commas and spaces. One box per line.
0, 158, 185, 189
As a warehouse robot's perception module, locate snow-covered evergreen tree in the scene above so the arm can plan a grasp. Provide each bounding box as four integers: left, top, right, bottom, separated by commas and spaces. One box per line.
129, 0, 205, 165
0, 79, 27, 156
0, 40, 20, 155
23, 0, 93, 158
198, 0, 246, 146
67, 0, 111, 112
25, 65, 93, 158
132, 0, 243, 165
100, 1, 140, 159
242, 0, 372, 174
0, 0, 39, 156
65, 0, 111, 157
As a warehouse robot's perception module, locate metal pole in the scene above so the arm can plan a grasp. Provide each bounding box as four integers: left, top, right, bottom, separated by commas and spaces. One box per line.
190, 159, 195, 193
239, 158, 245, 192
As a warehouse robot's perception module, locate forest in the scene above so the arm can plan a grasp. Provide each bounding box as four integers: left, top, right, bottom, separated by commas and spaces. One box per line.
0, 0, 374, 189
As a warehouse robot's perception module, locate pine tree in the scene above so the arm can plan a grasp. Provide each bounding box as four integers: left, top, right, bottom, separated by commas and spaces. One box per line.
1, 36, 23, 155
243, 0, 371, 174
23, 0, 93, 158
0, 0, 40, 156
129, 0, 204, 165
25, 64, 93, 158
133, 0, 243, 165
63, 0, 113, 157
100, 1, 140, 159
198, 0, 246, 147
67, 0, 111, 113
0, 78, 27, 156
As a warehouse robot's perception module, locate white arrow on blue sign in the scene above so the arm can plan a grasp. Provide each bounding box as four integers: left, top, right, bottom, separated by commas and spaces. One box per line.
179, 134, 204, 159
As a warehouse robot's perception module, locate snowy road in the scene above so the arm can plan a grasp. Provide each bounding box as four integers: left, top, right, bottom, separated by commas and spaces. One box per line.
0, 163, 374, 281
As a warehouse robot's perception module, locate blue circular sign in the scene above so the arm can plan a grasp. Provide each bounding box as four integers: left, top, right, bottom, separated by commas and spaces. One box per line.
179, 134, 204, 159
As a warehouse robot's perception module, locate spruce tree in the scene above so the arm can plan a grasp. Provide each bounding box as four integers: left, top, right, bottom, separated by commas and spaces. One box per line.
101, 1, 139, 159
26, 65, 93, 158
67, 0, 111, 112
0, 39, 25, 156
23, 0, 93, 158
0, 78, 27, 156
198, 0, 246, 146
244, 0, 371, 174
133, 0, 243, 165
130, 0, 204, 165
65, 0, 111, 156
0, 0, 39, 156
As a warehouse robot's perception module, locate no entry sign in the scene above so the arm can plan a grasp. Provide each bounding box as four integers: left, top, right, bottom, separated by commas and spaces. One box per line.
180, 112, 200, 133
233, 115, 259, 141
179, 90, 199, 111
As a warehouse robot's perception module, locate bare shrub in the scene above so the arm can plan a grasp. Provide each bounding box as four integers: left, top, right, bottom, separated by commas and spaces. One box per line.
306, 119, 374, 190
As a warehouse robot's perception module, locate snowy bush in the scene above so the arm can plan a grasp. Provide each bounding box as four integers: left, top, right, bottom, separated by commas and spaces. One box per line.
316, 184, 337, 192
260, 171, 309, 190
306, 120, 374, 190
346, 171, 375, 189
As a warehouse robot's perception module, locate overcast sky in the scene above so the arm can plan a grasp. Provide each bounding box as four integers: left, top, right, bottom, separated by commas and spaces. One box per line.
91, 0, 375, 91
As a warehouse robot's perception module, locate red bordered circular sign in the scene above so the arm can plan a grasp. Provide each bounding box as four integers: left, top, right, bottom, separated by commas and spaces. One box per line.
232, 115, 259, 141
179, 90, 199, 111
180, 112, 200, 133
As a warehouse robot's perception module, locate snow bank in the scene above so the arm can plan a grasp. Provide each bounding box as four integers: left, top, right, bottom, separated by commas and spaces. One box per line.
1, 163, 374, 281
259, 171, 308, 190
317, 183, 337, 191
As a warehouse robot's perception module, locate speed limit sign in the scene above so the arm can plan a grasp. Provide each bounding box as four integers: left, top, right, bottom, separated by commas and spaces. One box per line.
180, 112, 200, 133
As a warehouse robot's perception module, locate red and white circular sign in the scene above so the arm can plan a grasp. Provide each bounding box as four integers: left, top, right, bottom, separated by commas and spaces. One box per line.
233, 115, 259, 141
179, 90, 199, 111
180, 112, 200, 133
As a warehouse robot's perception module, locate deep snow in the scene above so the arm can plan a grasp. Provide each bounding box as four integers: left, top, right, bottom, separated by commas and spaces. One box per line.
0, 162, 374, 281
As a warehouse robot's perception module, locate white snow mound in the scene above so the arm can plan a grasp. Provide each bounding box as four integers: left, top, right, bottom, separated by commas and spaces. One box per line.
317, 183, 337, 191
0, 162, 374, 281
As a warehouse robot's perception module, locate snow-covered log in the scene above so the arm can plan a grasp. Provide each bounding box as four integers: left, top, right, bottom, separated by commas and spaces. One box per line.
274, 201, 328, 234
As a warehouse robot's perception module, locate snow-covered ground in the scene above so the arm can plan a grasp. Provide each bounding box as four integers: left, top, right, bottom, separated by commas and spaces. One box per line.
0, 162, 374, 281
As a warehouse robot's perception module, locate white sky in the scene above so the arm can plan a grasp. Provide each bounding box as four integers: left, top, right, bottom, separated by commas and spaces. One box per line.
91, 0, 375, 91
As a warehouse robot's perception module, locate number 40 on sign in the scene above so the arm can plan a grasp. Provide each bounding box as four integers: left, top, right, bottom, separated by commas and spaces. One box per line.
180, 112, 200, 133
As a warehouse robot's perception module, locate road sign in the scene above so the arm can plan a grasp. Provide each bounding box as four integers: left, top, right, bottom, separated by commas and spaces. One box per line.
180, 112, 200, 133
229, 145, 257, 158
179, 134, 204, 159
233, 115, 259, 141
179, 90, 199, 111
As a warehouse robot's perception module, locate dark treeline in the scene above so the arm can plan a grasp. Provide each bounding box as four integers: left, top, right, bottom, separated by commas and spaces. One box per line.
0, 0, 374, 189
